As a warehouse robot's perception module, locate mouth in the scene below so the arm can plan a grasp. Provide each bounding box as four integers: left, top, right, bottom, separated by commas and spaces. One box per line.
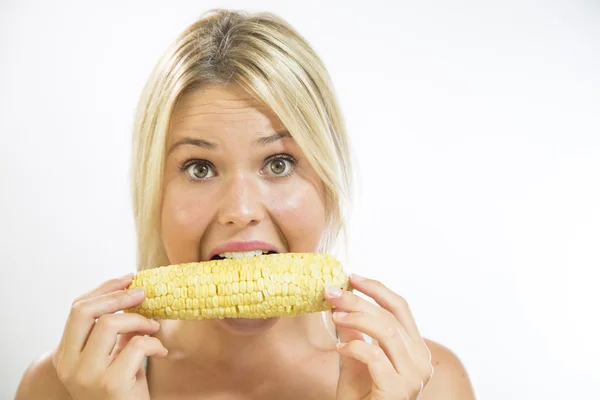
210, 250, 278, 261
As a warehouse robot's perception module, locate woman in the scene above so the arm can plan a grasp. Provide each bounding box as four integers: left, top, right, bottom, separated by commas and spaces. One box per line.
16, 9, 476, 400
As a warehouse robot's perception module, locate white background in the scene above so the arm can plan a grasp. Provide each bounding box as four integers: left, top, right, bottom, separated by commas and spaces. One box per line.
1, 0, 599, 399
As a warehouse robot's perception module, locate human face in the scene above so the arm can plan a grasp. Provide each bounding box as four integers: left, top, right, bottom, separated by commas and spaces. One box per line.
160, 85, 327, 266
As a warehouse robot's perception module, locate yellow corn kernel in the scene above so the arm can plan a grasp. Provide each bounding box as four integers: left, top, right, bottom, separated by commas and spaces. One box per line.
125, 253, 350, 320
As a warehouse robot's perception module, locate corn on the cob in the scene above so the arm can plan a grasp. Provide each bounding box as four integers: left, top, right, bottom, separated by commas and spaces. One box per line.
125, 252, 350, 320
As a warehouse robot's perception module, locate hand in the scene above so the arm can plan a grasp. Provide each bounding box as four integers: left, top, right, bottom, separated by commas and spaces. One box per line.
325, 274, 434, 400
52, 274, 168, 400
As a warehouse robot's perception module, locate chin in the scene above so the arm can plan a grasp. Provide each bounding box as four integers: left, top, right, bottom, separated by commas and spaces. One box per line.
216, 317, 281, 336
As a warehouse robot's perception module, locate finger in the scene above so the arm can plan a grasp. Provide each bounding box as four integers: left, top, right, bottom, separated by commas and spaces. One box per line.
334, 310, 420, 380
325, 286, 387, 317
79, 314, 160, 371
336, 321, 366, 344
327, 285, 429, 376
109, 330, 163, 366
108, 336, 168, 378
336, 340, 399, 392
326, 287, 409, 347
348, 275, 423, 343
55, 274, 134, 363
335, 322, 369, 385
110, 331, 146, 360
73, 274, 135, 304
60, 287, 146, 368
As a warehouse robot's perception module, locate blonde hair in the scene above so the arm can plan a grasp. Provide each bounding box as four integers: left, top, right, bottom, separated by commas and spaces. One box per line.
130, 9, 353, 271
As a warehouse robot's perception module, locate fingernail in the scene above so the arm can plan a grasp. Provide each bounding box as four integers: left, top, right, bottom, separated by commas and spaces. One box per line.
334, 311, 348, 320
129, 287, 145, 297
326, 286, 343, 297
121, 273, 134, 280
351, 273, 365, 281
336, 342, 347, 349
149, 319, 160, 326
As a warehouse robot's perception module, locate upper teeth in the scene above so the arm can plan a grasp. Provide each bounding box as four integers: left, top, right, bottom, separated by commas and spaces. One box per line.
218, 250, 270, 259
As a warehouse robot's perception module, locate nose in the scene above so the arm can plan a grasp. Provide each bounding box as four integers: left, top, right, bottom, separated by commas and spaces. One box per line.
217, 172, 265, 227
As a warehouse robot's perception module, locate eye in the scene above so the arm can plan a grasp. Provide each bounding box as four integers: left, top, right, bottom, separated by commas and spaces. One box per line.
183, 161, 215, 180
270, 159, 287, 174
264, 154, 297, 177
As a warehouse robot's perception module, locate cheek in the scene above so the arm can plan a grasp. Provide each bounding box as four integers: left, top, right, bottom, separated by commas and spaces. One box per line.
268, 183, 327, 251
160, 185, 214, 262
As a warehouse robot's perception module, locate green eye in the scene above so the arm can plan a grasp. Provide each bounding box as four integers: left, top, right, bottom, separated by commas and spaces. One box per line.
183, 161, 214, 180
264, 154, 297, 177
270, 159, 287, 175
192, 164, 209, 179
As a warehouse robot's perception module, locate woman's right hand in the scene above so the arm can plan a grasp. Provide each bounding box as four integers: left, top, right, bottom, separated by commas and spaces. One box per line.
51, 273, 168, 400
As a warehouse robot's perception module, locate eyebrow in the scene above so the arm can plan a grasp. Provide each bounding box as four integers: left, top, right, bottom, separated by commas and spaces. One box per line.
167, 130, 291, 154
254, 130, 291, 147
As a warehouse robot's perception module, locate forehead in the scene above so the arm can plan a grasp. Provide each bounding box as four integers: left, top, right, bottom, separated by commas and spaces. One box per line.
169, 85, 284, 137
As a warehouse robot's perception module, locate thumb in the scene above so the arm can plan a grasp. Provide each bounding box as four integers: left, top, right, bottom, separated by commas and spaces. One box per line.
110, 332, 137, 362
335, 322, 369, 399
111, 332, 149, 379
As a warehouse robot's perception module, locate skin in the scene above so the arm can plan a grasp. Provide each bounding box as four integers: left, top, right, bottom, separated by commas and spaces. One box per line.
15, 85, 477, 400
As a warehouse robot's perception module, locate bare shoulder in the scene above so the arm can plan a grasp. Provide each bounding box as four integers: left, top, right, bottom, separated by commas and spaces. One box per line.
14, 351, 71, 400
420, 338, 477, 400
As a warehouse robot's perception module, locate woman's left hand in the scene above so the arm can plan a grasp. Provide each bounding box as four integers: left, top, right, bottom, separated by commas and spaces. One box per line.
325, 274, 434, 400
